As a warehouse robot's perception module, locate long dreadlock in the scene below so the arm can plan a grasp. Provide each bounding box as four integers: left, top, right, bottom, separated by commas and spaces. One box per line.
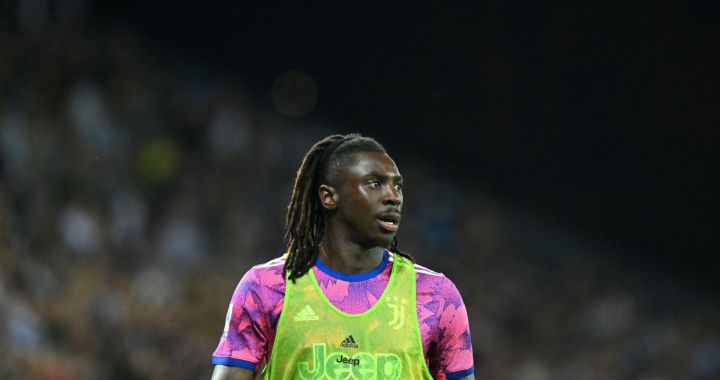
283, 133, 413, 282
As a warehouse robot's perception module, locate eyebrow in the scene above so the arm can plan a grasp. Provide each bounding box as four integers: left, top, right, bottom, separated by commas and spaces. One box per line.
365, 172, 403, 181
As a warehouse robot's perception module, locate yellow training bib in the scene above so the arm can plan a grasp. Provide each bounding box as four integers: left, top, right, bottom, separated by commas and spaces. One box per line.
264, 254, 432, 379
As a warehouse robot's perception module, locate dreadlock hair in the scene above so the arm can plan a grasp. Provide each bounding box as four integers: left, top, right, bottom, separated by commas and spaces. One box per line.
283, 133, 414, 282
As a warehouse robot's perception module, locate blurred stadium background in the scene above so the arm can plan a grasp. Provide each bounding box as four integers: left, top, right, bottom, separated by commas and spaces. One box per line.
1, 1, 719, 379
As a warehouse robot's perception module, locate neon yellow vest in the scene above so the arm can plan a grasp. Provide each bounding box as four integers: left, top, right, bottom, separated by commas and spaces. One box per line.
264, 254, 433, 379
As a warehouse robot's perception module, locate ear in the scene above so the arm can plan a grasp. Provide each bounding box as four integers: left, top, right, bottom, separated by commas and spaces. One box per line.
318, 184, 339, 210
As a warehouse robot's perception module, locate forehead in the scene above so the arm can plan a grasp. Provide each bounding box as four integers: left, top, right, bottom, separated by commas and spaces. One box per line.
342, 151, 400, 179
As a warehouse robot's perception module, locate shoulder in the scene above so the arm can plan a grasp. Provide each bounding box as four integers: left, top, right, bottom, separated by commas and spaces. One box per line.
390, 253, 466, 307
230, 256, 286, 305
412, 261, 444, 280
389, 253, 455, 295
247, 256, 286, 277
415, 263, 464, 306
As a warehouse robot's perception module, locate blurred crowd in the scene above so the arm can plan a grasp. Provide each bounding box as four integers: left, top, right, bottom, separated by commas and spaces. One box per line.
1, 7, 719, 380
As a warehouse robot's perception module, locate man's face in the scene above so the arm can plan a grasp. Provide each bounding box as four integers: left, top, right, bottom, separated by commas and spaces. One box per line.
331, 151, 403, 249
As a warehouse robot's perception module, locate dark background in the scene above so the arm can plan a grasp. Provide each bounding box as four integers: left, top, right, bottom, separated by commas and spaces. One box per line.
92, 1, 719, 284
3, 1, 720, 378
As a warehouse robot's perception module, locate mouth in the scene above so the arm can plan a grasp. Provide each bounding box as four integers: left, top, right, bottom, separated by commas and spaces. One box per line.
376, 212, 401, 232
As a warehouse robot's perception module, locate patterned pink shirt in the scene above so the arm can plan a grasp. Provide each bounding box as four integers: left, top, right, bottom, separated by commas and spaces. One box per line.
212, 251, 474, 379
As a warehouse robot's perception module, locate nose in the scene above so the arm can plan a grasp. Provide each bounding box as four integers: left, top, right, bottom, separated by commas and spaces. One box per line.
383, 185, 402, 206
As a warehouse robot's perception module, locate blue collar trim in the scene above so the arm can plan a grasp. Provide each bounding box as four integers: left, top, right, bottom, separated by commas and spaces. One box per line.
315, 250, 389, 282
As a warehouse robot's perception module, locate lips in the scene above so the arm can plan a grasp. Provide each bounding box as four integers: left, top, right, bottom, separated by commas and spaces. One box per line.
376, 212, 401, 232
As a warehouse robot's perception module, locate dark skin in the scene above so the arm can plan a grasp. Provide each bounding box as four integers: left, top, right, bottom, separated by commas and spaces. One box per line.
211, 152, 474, 380
317, 151, 403, 274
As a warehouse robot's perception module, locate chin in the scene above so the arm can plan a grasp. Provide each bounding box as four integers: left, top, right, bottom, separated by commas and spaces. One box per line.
374, 235, 396, 249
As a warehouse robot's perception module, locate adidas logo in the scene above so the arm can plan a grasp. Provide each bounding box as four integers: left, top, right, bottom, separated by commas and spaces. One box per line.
294, 305, 319, 321
340, 335, 359, 349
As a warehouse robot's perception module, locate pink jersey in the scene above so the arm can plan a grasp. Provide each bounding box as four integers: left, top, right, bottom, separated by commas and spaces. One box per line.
212, 251, 474, 379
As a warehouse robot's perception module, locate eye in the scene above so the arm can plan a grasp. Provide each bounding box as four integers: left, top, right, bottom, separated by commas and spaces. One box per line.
367, 179, 381, 188
394, 183, 403, 191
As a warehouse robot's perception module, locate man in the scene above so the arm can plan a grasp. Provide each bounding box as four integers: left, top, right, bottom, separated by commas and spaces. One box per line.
211, 133, 474, 379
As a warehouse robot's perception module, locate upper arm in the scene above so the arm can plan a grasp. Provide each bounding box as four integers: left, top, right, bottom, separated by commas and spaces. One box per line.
210, 365, 256, 380
211, 263, 285, 371
435, 276, 474, 378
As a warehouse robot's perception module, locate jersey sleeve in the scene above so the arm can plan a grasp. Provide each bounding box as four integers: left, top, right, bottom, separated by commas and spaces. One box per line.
436, 276, 474, 379
211, 263, 284, 371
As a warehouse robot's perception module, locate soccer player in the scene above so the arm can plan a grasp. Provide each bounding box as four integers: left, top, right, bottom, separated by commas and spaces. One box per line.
211, 133, 474, 379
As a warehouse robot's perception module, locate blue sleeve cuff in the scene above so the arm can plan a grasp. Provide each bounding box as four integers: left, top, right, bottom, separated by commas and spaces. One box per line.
447, 366, 474, 379
211, 356, 258, 371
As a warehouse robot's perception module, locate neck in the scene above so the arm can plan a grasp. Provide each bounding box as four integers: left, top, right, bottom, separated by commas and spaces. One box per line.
319, 228, 385, 274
